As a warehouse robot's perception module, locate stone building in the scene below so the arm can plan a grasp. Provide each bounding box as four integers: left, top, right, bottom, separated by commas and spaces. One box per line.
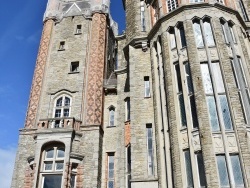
11, 0, 250, 187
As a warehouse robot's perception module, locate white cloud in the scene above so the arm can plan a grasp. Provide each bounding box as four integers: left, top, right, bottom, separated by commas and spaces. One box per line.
0, 147, 16, 188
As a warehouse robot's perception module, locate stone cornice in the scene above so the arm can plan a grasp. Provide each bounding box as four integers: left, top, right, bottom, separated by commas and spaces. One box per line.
148, 3, 247, 40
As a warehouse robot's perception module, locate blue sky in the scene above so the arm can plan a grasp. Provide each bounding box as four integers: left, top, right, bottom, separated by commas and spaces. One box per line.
0, 1, 125, 187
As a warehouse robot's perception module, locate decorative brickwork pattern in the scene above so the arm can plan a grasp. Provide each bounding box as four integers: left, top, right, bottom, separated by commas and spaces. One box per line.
76, 164, 84, 188
85, 13, 107, 125
25, 19, 54, 128
24, 163, 36, 188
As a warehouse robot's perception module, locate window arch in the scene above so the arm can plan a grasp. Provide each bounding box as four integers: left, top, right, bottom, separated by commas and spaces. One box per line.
40, 143, 65, 188
53, 95, 71, 118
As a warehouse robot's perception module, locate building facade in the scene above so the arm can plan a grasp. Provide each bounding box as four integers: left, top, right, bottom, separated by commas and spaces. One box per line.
11, 0, 250, 187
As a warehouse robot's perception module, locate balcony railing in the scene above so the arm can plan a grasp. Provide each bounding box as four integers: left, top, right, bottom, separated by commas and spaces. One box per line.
37, 117, 82, 131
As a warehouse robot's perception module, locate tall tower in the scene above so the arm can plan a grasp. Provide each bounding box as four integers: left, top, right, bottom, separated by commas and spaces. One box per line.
11, 0, 117, 187
11, 0, 250, 188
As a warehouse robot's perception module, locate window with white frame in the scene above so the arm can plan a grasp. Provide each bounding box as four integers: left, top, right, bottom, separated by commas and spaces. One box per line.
125, 98, 130, 121
146, 124, 154, 176
200, 62, 233, 132
109, 107, 115, 127
107, 153, 115, 188
54, 95, 71, 118
140, 1, 146, 31
216, 154, 244, 187
144, 76, 151, 97
40, 145, 65, 188
167, 0, 178, 12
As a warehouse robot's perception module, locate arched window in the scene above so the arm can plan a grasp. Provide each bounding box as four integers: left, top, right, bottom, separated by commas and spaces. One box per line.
40, 144, 65, 188
109, 107, 115, 127
54, 95, 71, 118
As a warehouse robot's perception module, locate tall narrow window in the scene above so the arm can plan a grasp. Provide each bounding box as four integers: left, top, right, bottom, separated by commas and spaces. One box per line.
175, 63, 187, 127
109, 107, 115, 127
179, 25, 187, 48
70, 164, 77, 188
196, 152, 207, 187
107, 153, 115, 188
221, 20, 229, 43
228, 23, 236, 43
41, 145, 65, 188
140, 1, 146, 31
125, 98, 130, 121
231, 57, 250, 123
216, 154, 244, 187
193, 21, 204, 48
169, 28, 176, 49
200, 63, 220, 131
184, 63, 199, 128
239, 0, 249, 21
167, 0, 178, 12
184, 150, 194, 187
203, 19, 215, 46
217, 155, 230, 187
146, 124, 154, 176
126, 146, 131, 188
144, 76, 150, 97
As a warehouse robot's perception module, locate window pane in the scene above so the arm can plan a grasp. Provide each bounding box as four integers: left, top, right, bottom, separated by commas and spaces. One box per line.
184, 150, 194, 187
179, 26, 187, 47
185, 63, 194, 94
63, 109, 69, 117
44, 162, 53, 171
70, 175, 76, 188
179, 94, 187, 127
190, 95, 199, 128
221, 21, 229, 43
147, 125, 154, 175
56, 162, 64, 171
55, 109, 61, 118
206, 96, 220, 131
216, 156, 230, 187
201, 64, 213, 94
108, 180, 114, 188
56, 98, 63, 107
64, 97, 70, 106
175, 64, 182, 93
109, 110, 115, 126
230, 155, 244, 186
57, 148, 65, 158
193, 22, 204, 47
145, 80, 150, 97
229, 26, 236, 43
211, 63, 225, 93
46, 149, 54, 158
203, 21, 215, 46
219, 95, 233, 130
43, 175, 62, 188
196, 153, 206, 187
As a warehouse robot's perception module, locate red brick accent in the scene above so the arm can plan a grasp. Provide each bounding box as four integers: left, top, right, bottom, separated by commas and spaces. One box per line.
161, 0, 167, 14
24, 163, 36, 188
25, 19, 54, 128
125, 121, 131, 147
76, 164, 84, 188
85, 13, 107, 126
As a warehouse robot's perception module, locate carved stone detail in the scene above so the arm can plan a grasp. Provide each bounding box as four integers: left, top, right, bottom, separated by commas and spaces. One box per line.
209, 47, 218, 60
213, 134, 224, 154
25, 20, 54, 128
226, 133, 238, 153
181, 130, 189, 149
85, 13, 107, 125
192, 132, 201, 151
